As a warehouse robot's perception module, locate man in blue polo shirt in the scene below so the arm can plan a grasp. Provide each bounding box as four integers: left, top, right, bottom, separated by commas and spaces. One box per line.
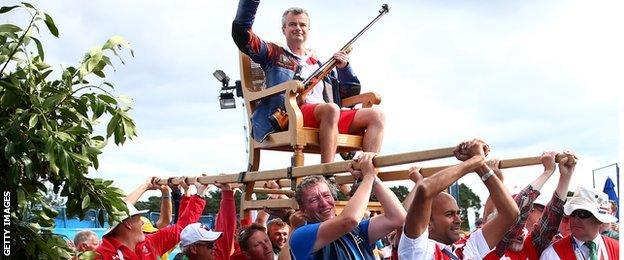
289, 152, 406, 259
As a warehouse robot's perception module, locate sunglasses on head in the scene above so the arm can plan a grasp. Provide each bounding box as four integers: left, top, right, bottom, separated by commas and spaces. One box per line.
570, 210, 593, 219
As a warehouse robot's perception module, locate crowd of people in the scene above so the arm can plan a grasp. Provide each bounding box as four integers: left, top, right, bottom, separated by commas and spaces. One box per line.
65, 1, 619, 259
66, 139, 619, 260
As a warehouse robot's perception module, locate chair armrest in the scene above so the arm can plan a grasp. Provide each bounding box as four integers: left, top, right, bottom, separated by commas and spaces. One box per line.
246, 80, 304, 102
341, 92, 382, 108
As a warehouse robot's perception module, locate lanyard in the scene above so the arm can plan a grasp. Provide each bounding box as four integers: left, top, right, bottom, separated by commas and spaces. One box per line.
571, 238, 608, 260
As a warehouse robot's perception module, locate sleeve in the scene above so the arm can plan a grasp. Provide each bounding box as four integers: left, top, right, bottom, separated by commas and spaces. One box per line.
146, 195, 207, 255
397, 227, 433, 260
530, 192, 566, 256
232, 0, 280, 66
335, 65, 361, 99
357, 219, 371, 245
460, 229, 492, 260
177, 195, 207, 228
494, 184, 540, 256
146, 224, 184, 256
214, 190, 237, 260
289, 223, 321, 260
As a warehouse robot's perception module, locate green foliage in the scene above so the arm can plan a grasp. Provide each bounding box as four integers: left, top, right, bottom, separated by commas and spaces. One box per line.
1, 3, 136, 258
390, 185, 410, 202
457, 183, 482, 230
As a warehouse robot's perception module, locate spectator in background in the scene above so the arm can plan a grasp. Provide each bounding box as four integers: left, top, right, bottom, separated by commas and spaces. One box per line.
600, 200, 619, 240
236, 224, 274, 260
266, 218, 290, 259
179, 223, 223, 260
73, 230, 99, 253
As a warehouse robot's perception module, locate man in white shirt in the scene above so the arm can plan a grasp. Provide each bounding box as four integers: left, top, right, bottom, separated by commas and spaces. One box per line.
398, 139, 520, 260
540, 187, 619, 259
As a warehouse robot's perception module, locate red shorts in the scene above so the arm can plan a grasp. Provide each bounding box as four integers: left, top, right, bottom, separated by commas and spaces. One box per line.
300, 103, 358, 134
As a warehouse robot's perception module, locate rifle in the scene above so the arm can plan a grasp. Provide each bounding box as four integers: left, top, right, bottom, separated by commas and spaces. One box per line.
298, 4, 390, 103
270, 4, 390, 131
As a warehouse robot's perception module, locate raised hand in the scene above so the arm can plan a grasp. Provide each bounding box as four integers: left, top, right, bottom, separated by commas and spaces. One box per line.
408, 167, 423, 184
356, 152, 378, 179
558, 151, 577, 177
333, 50, 350, 69
289, 210, 306, 229
214, 181, 232, 191
486, 158, 503, 182
454, 138, 490, 161
541, 151, 557, 173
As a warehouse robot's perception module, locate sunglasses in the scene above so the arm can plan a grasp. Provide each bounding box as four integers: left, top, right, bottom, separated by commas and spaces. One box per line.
195, 241, 215, 249
570, 210, 593, 219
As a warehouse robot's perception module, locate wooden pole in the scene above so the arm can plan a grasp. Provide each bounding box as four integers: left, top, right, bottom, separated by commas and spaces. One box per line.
154, 152, 575, 186
154, 146, 455, 185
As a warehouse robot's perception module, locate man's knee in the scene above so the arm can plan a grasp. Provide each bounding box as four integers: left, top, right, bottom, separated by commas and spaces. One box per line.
364, 108, 385, 127
316, 103, 340, 123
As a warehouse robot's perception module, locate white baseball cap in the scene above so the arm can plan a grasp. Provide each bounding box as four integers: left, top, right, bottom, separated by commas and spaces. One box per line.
103, 201, 149, 236
563, 187, 617, 224
180, 223, 223, 248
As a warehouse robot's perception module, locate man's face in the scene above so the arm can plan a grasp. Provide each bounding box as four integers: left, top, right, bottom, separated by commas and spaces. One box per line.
268, 226, 289, 249
429, 193, 463, 245
125, 215, 146, 242
301, 182, 336, 222
189, 241, 216, 260
509, 229, 528, 252
282, 12, 309, 45
245, 231, 274, 260
569, 210, 602, 241
77, 235, 100, 252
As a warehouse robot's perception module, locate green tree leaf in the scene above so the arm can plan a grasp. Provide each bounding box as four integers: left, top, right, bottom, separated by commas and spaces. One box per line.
0, 5, 20, 14
82, 194, 90, 209
43, 13, 59, 37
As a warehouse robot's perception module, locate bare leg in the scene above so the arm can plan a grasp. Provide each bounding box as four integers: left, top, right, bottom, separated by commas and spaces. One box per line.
313, 103, 340, 163
348, 108, 385, 153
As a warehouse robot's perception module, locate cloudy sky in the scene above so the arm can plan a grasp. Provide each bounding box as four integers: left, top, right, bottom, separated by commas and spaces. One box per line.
6, 1, 622, 207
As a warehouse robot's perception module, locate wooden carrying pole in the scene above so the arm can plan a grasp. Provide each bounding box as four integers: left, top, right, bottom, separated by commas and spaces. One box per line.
157, 152, 573, 187
155, 146, 456, 186
334, 153, 573, 184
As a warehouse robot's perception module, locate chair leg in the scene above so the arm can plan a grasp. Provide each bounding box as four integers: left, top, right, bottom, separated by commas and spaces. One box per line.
291, 145, 304, 167
241, 148, 260, 223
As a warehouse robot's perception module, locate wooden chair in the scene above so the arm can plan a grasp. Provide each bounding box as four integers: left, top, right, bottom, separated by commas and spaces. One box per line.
238, 52, 381, 216
238, 52, 382, 171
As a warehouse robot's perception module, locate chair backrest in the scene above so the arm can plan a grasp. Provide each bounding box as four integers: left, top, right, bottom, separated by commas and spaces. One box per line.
238, 53, 266, 118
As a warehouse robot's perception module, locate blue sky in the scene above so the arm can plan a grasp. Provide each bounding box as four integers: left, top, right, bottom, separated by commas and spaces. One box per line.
7, 1, 622, 206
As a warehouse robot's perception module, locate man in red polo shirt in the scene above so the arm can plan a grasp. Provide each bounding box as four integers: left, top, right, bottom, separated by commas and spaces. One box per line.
96, 179, 207, 259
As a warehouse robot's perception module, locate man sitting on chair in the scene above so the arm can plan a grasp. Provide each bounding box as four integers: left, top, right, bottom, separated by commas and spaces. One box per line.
232, 0, 385, 163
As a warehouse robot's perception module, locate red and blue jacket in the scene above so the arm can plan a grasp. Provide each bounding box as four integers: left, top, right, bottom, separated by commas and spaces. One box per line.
232, 0, 361, 142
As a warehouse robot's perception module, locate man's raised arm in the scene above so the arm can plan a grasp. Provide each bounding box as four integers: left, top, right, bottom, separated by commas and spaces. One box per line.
313, 152, 378, 251
403, 140, 487, 239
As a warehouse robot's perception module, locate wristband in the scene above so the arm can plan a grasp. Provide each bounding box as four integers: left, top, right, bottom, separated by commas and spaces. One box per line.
481, 171, 494, 182
162, 196, 170, 199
